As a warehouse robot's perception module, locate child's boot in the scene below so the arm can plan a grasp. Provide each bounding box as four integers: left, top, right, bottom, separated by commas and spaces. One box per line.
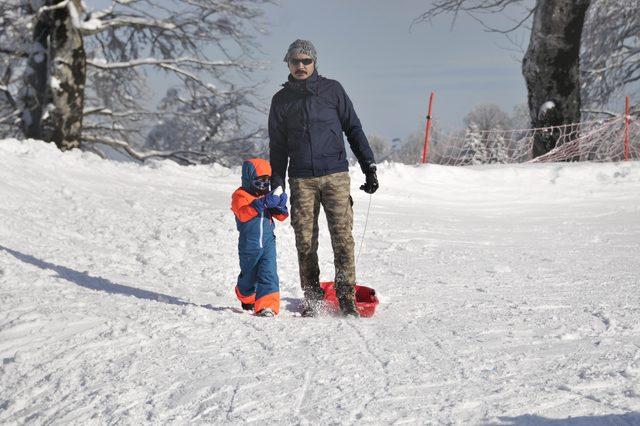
256, 308, 275, 317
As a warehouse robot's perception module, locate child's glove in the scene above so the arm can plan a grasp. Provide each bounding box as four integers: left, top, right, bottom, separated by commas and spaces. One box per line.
264, 193, 280, 209
279, 192, 288, 208
271, 192, 288, 215
251, 193, 280, 214
251, 197, 266, 214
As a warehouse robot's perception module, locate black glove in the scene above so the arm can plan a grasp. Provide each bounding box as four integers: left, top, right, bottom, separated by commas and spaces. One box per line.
360, 164, 379, 194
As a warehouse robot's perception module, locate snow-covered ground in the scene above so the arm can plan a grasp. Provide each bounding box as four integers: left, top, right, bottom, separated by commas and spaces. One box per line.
1, 139, 640, 425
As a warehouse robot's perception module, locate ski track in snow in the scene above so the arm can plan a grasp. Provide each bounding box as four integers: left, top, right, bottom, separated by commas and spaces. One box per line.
1, 139, 640, 424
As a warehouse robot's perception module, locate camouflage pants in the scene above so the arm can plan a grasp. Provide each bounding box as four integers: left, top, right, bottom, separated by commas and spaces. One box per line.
289, 172, 356, 303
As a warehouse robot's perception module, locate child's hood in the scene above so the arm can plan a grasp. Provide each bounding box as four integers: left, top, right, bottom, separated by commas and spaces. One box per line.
241, 159, 271, 191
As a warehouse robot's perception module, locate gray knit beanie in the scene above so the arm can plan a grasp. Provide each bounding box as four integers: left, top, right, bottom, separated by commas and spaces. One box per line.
284, 39, 317, 63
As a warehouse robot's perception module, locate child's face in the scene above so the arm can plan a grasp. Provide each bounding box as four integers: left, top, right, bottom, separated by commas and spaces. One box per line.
252, 175, 270, 195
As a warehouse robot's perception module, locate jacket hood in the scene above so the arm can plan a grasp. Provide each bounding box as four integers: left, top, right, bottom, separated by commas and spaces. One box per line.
241, 158, 271, 191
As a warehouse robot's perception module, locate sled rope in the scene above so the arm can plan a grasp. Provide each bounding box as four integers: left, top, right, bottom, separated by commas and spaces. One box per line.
356, 193, 372, 267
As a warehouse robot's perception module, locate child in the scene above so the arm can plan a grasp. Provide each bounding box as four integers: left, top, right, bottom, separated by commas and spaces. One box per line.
231, 159, 288, 317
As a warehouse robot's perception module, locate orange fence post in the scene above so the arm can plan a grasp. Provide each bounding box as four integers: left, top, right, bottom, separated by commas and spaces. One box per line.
421, 92, 435, 164
624, 96, 631, 161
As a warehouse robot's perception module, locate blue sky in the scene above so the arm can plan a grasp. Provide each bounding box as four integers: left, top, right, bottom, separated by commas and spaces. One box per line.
87, 0, 531, 142
251, 0, 531, 141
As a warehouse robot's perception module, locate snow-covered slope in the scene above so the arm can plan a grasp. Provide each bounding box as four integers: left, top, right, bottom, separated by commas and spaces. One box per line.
1, 139, 640, 424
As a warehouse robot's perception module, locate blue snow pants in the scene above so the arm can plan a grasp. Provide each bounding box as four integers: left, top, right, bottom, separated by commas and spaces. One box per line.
235, 239, 280, 314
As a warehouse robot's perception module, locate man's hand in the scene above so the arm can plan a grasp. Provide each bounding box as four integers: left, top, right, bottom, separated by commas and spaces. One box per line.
360, 164, 379, 194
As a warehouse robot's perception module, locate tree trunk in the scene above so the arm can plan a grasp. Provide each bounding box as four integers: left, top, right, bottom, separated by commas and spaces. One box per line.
21, 9, 51, 140
522, 0, 591, 158
21, 0, 86, 150
47, 0, 86, 150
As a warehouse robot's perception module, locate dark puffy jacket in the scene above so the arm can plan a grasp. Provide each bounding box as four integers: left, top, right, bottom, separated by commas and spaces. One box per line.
268, 70, 375, 188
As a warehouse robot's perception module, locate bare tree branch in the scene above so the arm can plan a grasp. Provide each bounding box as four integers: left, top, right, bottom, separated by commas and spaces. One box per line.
582, 0, 640, 106
0, 109, 20, 124
580, 108, 617, 117
1, 0, 269, 164
82, 134, 211, 164
466, 5, 535, 34
0, 47, 28, 58
412, 0, 533, 33
86, 57, 246, 70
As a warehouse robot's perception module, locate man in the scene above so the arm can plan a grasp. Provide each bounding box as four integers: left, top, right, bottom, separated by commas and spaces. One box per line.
268, 39, 379, 317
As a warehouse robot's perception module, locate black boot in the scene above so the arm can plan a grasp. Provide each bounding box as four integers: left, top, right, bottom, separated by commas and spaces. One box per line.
301, 299, 324, 317
241, 303, 254, 311
301, 304, 317, 317
301, 282, 325, 317
338, 296, 360, 318
336, 282, 359, 318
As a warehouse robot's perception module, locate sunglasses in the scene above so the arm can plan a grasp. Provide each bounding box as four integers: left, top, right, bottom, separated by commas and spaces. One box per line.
289, 58, 314, 66
252, 177, 270, 190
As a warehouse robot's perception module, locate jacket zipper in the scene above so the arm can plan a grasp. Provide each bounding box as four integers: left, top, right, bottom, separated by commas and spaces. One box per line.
259, 210, 264, 249
304, 92, 314, 176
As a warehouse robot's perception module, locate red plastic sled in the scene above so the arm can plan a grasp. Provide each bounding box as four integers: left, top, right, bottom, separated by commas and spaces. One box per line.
320, 282, 379, 317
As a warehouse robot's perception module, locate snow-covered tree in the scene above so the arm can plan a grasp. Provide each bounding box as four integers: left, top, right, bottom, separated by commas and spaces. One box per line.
0, 1, 31, 137
462, 104, 512, 163
490, 134, 510, 163
144, 86, 266, 166
463, 103, 511, 132
390, 127, 440, 165
581, 0, 640, 108
462, 122, 488, 165
415, 0, 640, 157
367, 134, 392, 162
0, 0, 268, 164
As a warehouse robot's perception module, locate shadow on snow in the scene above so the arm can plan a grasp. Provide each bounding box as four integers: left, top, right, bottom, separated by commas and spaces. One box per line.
0, 245, 244, 313
497, 412, 640, 425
